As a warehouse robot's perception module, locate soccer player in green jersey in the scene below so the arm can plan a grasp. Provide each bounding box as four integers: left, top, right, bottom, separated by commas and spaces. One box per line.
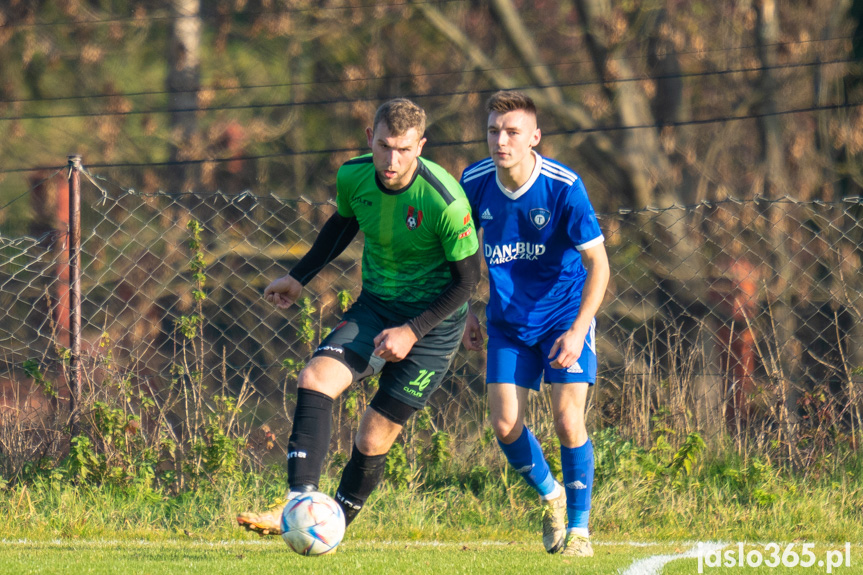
238, 99, 480, 536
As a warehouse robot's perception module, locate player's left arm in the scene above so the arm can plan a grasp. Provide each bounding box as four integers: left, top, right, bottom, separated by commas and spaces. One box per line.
373, 250, 481, 361
548, 242, 610, 369
374, 196, 480, 362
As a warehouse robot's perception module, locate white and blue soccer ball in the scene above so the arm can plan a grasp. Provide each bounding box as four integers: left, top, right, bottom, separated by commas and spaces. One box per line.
280, 491, 345, 556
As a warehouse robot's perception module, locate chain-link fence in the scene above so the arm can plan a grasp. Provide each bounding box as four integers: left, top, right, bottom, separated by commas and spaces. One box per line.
2, 165, 862, 470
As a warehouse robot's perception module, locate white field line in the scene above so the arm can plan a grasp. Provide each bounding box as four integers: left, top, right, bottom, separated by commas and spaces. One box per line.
1, 539, 860, 550
619, 542, 727, 575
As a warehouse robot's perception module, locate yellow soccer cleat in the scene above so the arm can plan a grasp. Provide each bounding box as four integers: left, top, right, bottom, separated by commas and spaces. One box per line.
237, 496, 292, 536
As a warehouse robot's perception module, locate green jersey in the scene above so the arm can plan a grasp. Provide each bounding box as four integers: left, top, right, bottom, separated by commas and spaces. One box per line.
336, 154, 478, 311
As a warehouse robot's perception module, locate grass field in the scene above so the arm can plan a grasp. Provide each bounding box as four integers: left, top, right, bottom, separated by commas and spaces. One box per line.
2, 462, 862, 574
2, 436, 862, 574
0, 538, 860, 575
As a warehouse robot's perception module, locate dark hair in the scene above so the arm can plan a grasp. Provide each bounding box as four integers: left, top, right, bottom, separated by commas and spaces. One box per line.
373, 98, 427, 136
486, 90, 537, 117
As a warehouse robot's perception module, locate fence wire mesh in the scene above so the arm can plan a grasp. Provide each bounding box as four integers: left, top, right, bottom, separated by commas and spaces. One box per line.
2, 168, 863, 466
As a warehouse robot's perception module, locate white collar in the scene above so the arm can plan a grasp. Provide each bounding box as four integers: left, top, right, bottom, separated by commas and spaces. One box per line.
496, 151, 542, 200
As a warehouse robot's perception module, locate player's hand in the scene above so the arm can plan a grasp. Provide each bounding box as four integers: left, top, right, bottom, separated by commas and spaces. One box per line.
373, 325, 418, 362
462, 311, 484, 351
263, 275, 303, 309
548, 326, 587, 369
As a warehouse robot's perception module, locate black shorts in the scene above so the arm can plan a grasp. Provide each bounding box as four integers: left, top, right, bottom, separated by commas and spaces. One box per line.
312, 292, 467, 409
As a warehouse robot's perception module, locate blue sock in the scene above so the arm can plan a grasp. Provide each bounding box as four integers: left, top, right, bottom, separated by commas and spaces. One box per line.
498, 426, 556, 497
561, 439, 594, 532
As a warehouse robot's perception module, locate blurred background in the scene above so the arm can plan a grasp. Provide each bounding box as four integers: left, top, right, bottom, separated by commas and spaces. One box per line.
1, 1, 862, 483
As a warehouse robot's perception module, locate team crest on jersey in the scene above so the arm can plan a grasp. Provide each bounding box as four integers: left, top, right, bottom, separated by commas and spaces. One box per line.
530, 208, 551, 230
405, 205, 423, 230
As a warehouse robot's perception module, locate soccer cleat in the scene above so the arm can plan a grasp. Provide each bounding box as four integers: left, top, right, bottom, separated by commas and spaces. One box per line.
237, 489, 308, 536
540, 489, 567, 553
237, 501, 286, 536
560, 532, 594, 557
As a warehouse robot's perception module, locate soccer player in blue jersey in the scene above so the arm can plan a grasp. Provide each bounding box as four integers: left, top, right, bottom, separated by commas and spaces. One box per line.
460, 91, 609, 557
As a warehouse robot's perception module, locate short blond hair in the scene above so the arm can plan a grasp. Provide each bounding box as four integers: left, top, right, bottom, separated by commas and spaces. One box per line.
486, 90, 537, 117
373, 98, 427, 136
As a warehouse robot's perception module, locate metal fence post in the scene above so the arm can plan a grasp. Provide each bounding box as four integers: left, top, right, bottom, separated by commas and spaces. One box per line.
67, 155, 82, 435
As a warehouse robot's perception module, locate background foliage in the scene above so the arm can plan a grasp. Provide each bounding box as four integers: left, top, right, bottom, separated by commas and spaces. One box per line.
1, 1, 862, 542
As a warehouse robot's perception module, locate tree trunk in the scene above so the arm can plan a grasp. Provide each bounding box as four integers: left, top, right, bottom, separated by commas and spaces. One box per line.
167, 0, 201, 193
646, 9, 684, 127
752, 0, 800, 458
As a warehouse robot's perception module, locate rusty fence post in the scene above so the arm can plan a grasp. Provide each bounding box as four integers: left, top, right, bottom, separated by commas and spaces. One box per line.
67, 155, 82, 435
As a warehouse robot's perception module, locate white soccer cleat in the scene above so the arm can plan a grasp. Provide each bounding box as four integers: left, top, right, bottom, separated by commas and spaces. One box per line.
540, 489, 567, 553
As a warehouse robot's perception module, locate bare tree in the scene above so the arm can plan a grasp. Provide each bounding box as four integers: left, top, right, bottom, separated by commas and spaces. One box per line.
167, 0, 202, 193
750, 0, 802, 455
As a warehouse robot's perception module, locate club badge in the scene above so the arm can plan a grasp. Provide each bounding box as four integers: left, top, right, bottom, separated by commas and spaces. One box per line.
405, 205, 423, 230
530, 208, 551, 230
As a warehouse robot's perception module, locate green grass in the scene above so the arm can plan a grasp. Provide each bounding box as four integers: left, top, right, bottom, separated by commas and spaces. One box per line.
3, 445, 863, 543
3, 437, 863, 573
2, 456, 863, 574
0, 539, 706, 575
3, 468, 862, 544
1, 540, 861, 575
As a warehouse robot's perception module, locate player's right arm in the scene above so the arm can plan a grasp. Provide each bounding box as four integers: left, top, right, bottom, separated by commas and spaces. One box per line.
460, 224, 485, 351
264, 275, 303, 309
264, 211, 360, 309
265, 164, 361, 309
459, 170, 486, 352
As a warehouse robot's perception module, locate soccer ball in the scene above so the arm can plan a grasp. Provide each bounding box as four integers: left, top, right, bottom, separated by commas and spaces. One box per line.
280, 491, 346, 556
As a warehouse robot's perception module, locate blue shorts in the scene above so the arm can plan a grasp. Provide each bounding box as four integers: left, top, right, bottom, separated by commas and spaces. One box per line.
486, 319, 597, 389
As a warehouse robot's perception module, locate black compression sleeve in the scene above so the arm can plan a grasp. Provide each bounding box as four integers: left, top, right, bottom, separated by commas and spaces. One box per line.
335, 445, 388, 527
287, 388, 334, 490
407, 248, 481, 339
288, 212, 359, 285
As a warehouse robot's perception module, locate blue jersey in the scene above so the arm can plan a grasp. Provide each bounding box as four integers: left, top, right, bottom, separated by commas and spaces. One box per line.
460, 153, 604, 346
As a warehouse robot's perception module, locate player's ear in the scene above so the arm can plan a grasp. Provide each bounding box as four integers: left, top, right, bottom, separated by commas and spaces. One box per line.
366, 126, 374, 148
416, 136, 427, 156
531, 128, 542, 148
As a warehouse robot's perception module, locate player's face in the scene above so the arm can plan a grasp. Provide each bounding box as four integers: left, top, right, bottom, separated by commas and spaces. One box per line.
487, 109, 541, 171
366, 123, 427, 190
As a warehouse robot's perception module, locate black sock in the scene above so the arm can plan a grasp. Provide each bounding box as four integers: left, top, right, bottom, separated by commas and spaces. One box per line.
335, 444, 388, 527
287, 388, 334, 491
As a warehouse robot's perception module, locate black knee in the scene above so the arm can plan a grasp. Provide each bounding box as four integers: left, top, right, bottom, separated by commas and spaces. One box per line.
369, 390, 417, 426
